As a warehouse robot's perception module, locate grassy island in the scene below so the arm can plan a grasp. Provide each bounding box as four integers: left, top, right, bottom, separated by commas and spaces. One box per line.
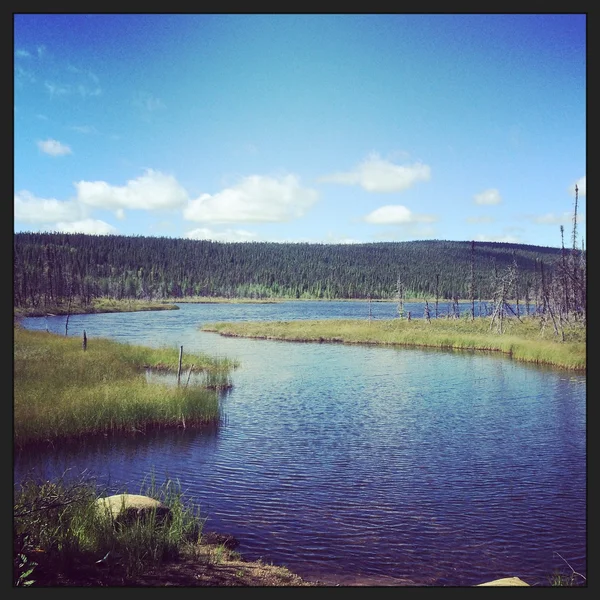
202, 317, 586, 372
13, 326, 238, 449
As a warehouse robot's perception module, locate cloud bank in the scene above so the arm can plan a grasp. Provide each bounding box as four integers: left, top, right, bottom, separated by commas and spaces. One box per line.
37, 139, 72, 156
185, 227, 259, 242
184, 174, 318, 223
319, 153, 431, 193
363, 204, 437, 225
14, 191, 85, 223
75, 169, 189, 212
52, 219, 118, 235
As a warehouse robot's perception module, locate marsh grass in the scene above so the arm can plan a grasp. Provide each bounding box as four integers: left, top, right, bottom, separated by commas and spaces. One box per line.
14, 326, 238, 448
171, 296, 283, 304
13, 297, 179, 318
202, 316, 585, 371
13, 472, 206, 585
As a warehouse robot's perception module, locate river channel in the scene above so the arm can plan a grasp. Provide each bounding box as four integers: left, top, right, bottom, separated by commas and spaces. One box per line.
14, 301, 586, 586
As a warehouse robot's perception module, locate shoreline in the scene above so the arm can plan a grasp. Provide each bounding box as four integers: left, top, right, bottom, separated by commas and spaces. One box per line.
14, 296, 524, 319
202, 318, 586, 372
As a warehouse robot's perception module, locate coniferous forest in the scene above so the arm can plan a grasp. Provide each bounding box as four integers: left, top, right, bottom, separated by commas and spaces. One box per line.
13, 232, 584, 312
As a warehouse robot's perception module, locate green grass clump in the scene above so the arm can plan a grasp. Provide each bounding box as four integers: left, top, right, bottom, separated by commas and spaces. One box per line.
202, 316, 586, 371
13, 473, 205, 585
14, 326, 238, 448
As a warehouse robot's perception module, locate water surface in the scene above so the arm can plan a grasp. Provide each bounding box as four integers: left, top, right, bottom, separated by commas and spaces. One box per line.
15, 301, 586, 586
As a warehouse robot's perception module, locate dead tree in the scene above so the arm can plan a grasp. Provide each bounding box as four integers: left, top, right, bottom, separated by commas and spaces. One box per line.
489, 259, 522, 334
435, 273, 440, 319
396, 275, 404, 319
470, 240, 475, 320
424, 300, 431, 323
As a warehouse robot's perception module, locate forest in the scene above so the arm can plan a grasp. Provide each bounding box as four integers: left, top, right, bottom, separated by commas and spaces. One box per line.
13, 232, 585, 313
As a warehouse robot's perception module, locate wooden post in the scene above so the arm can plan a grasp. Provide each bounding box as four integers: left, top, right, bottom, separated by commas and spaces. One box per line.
82, 330, 87, 351
177, 346, 183, 386
185, 364, 194, 389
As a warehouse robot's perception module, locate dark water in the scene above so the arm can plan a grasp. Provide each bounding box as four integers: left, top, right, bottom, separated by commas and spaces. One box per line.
14, 301, 586, 586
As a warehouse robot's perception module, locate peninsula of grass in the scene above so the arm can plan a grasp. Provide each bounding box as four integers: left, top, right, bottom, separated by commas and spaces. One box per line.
14, 297, 179, 319
14, 326, 239, 449
202, 317, 586, 372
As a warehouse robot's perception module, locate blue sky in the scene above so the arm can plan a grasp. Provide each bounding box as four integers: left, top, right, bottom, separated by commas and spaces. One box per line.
14, 13, 586, 248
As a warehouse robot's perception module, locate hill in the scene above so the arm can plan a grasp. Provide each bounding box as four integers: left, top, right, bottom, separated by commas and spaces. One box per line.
13, 232, 571, 307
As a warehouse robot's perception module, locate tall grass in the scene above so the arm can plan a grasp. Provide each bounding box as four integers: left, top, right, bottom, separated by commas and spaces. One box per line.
14, 326, 238, 448
202, 316, 586, 371
13, 472, 206, 585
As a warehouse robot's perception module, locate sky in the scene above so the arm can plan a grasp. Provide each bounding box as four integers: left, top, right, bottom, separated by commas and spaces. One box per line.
14, 13, 586, 248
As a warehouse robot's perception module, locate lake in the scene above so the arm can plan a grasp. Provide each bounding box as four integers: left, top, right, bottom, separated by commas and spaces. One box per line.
14, 301, 586, 586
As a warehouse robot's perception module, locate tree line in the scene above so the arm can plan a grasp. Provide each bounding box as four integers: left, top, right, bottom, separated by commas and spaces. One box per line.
13, 232, 583, 313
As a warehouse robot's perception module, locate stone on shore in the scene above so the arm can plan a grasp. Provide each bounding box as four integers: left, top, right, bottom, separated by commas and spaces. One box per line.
95, 493, 172, 526
476, 577, 529, 586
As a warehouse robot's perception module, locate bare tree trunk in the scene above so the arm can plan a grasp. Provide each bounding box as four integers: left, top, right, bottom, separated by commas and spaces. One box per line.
470, 240, 475, 320
177, 346, 183, 386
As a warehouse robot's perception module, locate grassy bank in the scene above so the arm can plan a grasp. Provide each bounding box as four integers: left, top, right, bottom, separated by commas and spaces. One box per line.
202, 316, 586, 372
14, 326, 238, 448
171, 296, 283, 304
14, 297, 179, 318
14, 474, 312, 587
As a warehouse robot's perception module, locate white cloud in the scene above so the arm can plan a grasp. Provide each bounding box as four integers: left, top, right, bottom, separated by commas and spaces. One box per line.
534, 211, 586, 226
37, 139, 72, 156
318, 153, 431, 193
15, 49, 31, 58
473, 189, 502, 205
185, 227, 259, 242
475, 233, 521, 243
75, 169, 189, 212
184, 174, 318, 223
363, 205, 437, 225
466, 216, 495, 224
571, 175, 586, 197
51, 219, 118, 235
323, 233, 361, 244
14, 190, 85, 223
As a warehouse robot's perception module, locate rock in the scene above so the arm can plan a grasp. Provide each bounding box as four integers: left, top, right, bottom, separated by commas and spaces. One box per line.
95, 493, 172, 527
476, 577, 529, 586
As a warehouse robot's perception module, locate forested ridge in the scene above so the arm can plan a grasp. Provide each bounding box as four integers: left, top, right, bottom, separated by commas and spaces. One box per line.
14, 232, 570, 307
